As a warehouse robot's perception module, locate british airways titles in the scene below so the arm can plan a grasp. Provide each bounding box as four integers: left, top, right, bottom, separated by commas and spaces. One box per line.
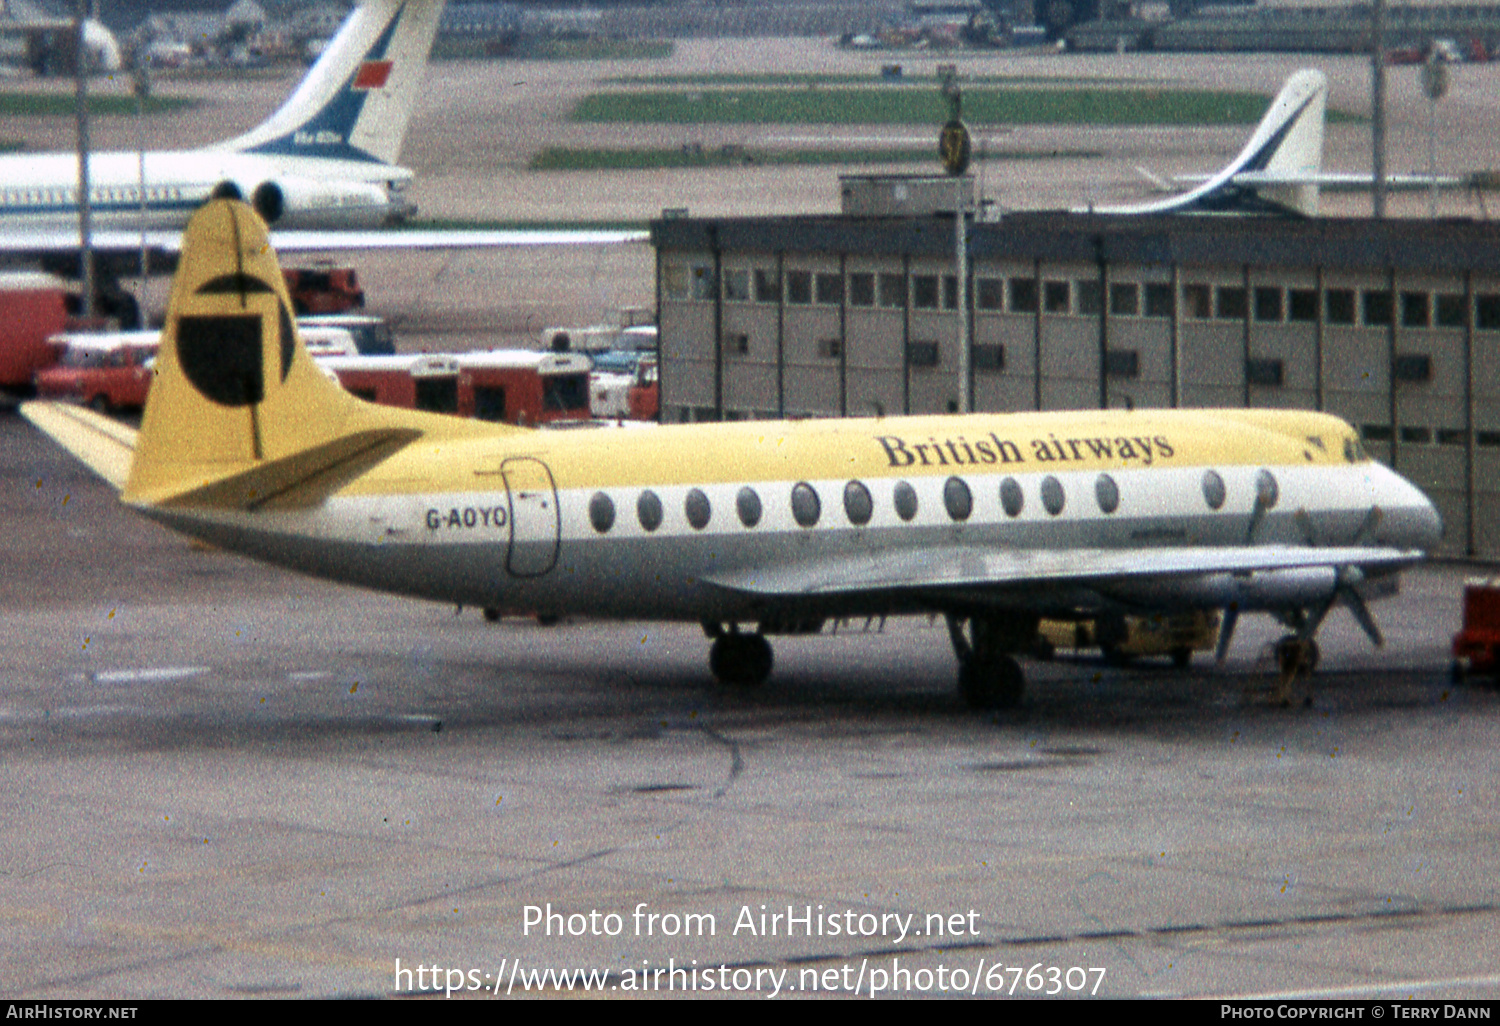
875, 432, 1177, 469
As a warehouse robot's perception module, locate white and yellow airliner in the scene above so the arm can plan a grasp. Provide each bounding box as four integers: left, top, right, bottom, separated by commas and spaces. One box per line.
22, 202, 1443, 708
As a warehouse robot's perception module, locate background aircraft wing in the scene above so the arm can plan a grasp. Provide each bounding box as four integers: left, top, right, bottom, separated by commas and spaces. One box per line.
702, 544, 1422, 605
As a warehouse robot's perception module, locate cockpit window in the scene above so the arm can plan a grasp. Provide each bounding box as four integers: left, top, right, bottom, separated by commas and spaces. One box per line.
1343, 436, 1368, 463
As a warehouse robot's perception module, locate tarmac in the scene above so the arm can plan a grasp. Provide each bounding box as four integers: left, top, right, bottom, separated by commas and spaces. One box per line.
1, 39, 1498, 1000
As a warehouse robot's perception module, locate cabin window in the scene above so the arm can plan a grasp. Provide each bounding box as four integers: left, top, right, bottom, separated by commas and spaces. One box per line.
1000, 477, 1024, 518
685, 488, 712, 530
1095, 474, 1119, 515
588, 492, 615, 533
790, 482, 821, 528
1202, 469, 1226, 510
1255, 469, 1279, 510
736, 486, 762, 528
1040, 476, 1065, 517
843, 480, 873, 526
893, 481, 918, 522
637, 490, 664, 532
942, 477, 972, 521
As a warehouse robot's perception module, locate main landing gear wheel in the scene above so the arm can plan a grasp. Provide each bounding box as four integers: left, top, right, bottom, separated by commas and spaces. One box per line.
1273, 635, 1320, 706
709, 631, 773, 687
958, 654, 1025, 710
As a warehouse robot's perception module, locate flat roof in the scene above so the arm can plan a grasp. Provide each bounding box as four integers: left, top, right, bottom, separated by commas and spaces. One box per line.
651, 212, 1500, 274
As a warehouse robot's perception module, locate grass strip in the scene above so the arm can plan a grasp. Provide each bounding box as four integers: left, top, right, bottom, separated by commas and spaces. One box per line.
0, 93, 193, 117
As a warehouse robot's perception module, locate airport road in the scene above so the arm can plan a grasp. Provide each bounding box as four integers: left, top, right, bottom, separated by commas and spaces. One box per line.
3, 413, 1499, 999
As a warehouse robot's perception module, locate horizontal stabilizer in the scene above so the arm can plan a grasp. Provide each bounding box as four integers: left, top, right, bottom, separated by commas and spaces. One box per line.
703, 544, 1423, 601
158, 427, 422, 511
20, 401, 139, 491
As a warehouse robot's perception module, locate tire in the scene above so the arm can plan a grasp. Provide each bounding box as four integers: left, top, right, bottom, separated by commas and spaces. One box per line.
1170, 646, 1192, 670
958, 654, 1024, 710
709, 633, 773, 687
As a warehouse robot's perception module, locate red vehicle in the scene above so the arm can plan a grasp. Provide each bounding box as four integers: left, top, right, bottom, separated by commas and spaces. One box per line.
458, 351, 592, 425
0, 272, 73, 398
34, 331, 159, 413
283, 266, 365, 315
1452, 579, 1500, 680
318, 350, 594, 425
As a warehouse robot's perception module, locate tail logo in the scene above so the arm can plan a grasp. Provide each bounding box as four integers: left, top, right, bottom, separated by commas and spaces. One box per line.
176, 273, 297, 407
353, 60, 394, 90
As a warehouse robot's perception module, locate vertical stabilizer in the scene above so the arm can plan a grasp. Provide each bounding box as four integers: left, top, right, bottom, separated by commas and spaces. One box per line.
125, 201, 364, 503
215, 0, 445, 167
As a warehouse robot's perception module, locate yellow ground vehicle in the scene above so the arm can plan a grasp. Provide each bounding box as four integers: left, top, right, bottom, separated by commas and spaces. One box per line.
1037, 611, 1221, 668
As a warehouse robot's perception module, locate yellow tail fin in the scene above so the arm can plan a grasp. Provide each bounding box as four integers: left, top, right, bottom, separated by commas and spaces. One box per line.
124, 199, 496, 508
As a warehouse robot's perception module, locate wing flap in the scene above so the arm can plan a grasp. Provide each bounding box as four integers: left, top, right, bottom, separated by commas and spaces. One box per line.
702, 544, 1422, 600
20, 401, 138, 491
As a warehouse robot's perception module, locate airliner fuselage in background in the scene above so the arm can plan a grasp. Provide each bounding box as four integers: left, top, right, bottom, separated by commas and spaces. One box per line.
0, 0, 443, 234
21, 202, 1444, 710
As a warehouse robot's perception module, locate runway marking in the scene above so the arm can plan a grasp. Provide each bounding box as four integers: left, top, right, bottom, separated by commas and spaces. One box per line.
93, 666, 210, 685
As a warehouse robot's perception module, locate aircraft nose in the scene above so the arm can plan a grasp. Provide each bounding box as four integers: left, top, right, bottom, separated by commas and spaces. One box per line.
1381, 468, 1443, 550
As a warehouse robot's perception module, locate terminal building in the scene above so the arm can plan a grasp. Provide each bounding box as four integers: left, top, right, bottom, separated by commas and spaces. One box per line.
650, 177, 1500, 558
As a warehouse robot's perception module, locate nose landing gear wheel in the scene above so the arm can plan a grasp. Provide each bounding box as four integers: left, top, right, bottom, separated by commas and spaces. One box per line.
709, 631, 774, 687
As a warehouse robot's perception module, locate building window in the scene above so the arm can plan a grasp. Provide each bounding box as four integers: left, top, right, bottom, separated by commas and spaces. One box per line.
1325, 289, 1356, 325
849, 272, 875, 307
786, 270, 812, 305
1008, 278, 1039, 313
878, 273, 906, 308
906, 341, 940, 368
1254, 287, 1283, 322
1182, 284, 1211, 319
1215, 286, 1248, 320
1401, 291, 1430, 328
911, 275, 939, 309
816, 272, 843, 305
722, 268, 750, 302
1076, 280, 1102, 316
1044, 280, 1070, 313
1477, 294, 1500, 329
974, 344, 1005, 372
726, 332, 750, 356
1401, 426, 1432, 444
1288, 289, 1318, 322
1394, 353, 1432, 383
817, 338, 842, 359
662, 265, 689, 300
691, 264, 716, 301
943, 275, 959, 310
1109, 283, 1139, 316
1363, 290, 1394, 326
976, 277, 1003, 310
1437, 293, 1467, 328
1144, 283, 1174, 318
754, 268, 781, 303
1246, 357, 1284, 387
1105, 349, 1138, 378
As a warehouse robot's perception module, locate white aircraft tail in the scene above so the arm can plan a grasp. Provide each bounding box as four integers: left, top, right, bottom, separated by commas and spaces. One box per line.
216, 0, 445, 167
1085, 69, 1328, 216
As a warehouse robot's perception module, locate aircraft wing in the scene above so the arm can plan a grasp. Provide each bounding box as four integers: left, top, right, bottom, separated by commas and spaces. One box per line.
702, 544, 1422, 604
0, 226, 647, 260
1170, 171, 1470, 191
